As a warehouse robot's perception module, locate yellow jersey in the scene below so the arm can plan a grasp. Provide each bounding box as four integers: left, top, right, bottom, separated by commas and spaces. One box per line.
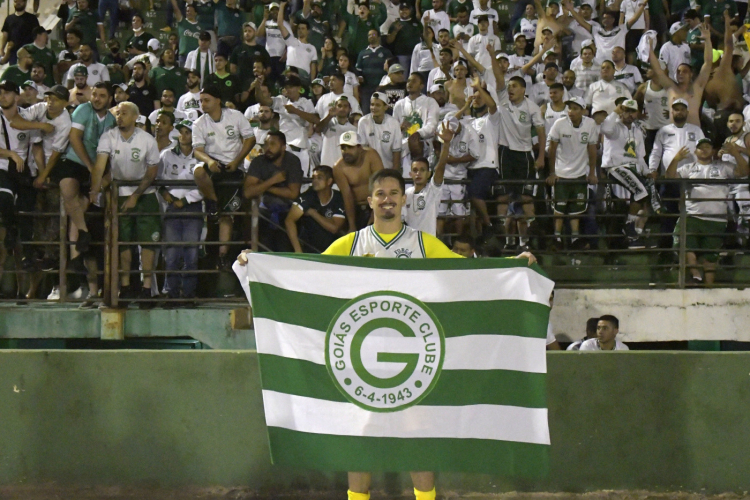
323, 224, 462, 258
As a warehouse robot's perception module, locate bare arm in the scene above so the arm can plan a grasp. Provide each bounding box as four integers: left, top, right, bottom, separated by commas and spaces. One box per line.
547, 140, 558, 180
694, 24, 713, 89
130, 165, 158, 198
255, 77, 273, 106
473, 77, 497, 114
433, 127, 453, 185
193, 145, 219, 170
306, 209, 346, 233
625, 1, 647, 30
332, 163, 356, 232
69, 127, 95, 169
455, 40, 485, 74
284, 205, 305, 253
648, 40, 675, 88
563, 0, 592, 32
666, 146, 689, 178
89, 152, 109, 198
171, 0, 183, 22
314, 108, 336, 133
257, 8, 269, 38
228, 137, 254, 171
35, 149, 62, 186
587, 143, 598, 182
535, 125, 546, 167
267, 182, 301, 200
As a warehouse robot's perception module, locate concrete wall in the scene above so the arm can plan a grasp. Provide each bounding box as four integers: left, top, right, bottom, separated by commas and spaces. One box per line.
550, 289, 750, 342
0, 350, 748, 493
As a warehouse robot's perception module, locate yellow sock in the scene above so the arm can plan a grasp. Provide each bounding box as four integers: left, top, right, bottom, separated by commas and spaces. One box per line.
414, 487, 436, 500
347, 490, 370, 500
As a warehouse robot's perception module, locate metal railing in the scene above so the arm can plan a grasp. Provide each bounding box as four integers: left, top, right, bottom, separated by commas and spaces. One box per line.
1, 177, 749, 306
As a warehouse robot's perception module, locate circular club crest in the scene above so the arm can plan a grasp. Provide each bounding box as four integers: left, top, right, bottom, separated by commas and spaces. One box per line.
325, 291, 445, 412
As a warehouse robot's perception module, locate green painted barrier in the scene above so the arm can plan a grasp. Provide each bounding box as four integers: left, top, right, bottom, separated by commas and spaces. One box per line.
0, 351, 747, 493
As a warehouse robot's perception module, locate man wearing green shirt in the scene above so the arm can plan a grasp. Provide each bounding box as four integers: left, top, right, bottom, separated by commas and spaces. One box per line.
149, 48, 188, 99
0, 47, 32, 88
192, 0, 217, 32
386, 3, 422, 71
64, 0, 105, 56
356, 29, 392, 113
293, 0, 330, 55
343, 2, 386, 56
21, 27, 56, 88
126, 13, 155, 57
702, 0, 738, 40
171, 0, 202, 66
216, 0, 245, 53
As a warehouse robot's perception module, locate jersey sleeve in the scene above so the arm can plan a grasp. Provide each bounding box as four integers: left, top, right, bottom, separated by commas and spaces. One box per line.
237, 112, 253, 140
145, 136, 161, 166
192, 120, 206, 149
422, 232, 463, 258
96, 130, 113, 156
322, 232, 356, 255
51, 117, 72, 153
70, 103, 91, 131
548, 119, 561, 142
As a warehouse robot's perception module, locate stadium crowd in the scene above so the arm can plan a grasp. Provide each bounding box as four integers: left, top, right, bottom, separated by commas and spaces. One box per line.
0, 0, 749, 305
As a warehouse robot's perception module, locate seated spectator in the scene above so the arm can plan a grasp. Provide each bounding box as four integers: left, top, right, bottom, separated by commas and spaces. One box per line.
567, 317, 600, 351
546, 290, 561, 350
451, 233, 476, 257
126, 12, 155, 58
579, 315, 629, 351
284, 165, 345, 253
585, 60, 632, 118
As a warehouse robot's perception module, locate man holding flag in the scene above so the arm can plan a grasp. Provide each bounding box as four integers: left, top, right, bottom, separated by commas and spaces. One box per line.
237, 129, 540, 500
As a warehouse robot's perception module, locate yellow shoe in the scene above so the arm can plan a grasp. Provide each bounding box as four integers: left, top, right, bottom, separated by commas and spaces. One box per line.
161, 26, 171, 32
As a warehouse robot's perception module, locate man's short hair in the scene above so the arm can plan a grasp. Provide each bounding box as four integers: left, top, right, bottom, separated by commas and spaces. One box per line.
684, 9, 700, 20
508, 75, 526, 88
133, 60, 147, 70
440, 47, 452, 56
330, 71, 345, 83
412, 156, 430, 170
549, 82, 564, 91
456, 5, 469, 14
410, 71, 425, 85
599, 314, 619, 329
602, 9, 617, 19
93, 81, 113, 96
267, 130, 287, 144
131, 12, 144, 23
297, 19, 310, 28
369, 169, 405, 195
586, 317, 599, 336
677, 62, 693, 73
453, 233, 475, 249
438, 28, 450, 36
156, 109, 175, 126
314, 165, 333, 179
67, 27, 83, 40
32, 61, 45, 71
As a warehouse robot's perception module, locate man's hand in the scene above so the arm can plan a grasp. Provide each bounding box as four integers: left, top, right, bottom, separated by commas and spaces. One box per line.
673, 146, 691, 163
437, 126, 455, 144
269, 170, 287, 185
226, 159, 239, 172
284, 103, 299, 115
646, 170, 658, 180
207, 159, 221, 173
515, 251, 537, 265
120, 194, 139, 211
587, 172, 599, 184
172, 198, 185, 208
546, 173, 558, 186
236, 248, 253, 266
39, 122, 54, 134
10, 152, 24, 172
400, 119, 410, 132
393, 21, 402, 32
33, 175, 49, 189
470, 75, 482, 90
534, 156, 545, 170
698, 23, 710, 40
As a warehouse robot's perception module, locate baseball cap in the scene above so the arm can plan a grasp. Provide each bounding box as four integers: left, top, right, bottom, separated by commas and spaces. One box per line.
269, 2, 280, 8
335, 94, 351, 104
669, 22, 685, 35
543, 50, 557, 59
621, 99, 638, 111
45, 85, 70, 101
311, 77, 325, 87
200, 85, 223, 99
544, 62, 558, 70
564, 96, 586, 109
243, 21, 257, 30
0, 80, 19, 93
542, 26, 553, 33
339, 131, 360, 146
513, 33, 526, 41
697, 138, 713, 147
496, 52, 510, 61
371, 91, 388, 105
581, 39, 594, 49
73, 65, 88, 76
388, 64, 405, 74
136, 115, 147, 126
672, 98, 689, 108
114, 82, 128, 92
399, 2, 411, 8
429, 84, 444, 93
21, 80, 35, 90
175, 119, 193, 131
147, 38, 161, 51
283, 75, 303, 87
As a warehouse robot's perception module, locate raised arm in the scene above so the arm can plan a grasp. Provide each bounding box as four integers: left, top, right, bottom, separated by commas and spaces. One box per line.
278, 1, 290, 38
455, 40, 485, 74
171, 0, 183, 22
648, 38, 675, 88
694, 23, 713, 89
562, 0, 592, 33
471, 75, 496, 114
666, 146, 690, 178
625, 1, 647, 30
257, 7, 269, 38
433, 126, 453, 185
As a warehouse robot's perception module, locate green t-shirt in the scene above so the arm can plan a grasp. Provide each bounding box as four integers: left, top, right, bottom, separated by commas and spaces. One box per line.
686, 26, 704, 67
229, 43, 270, 88
701, 1, 737, 34
149, 66, 188, 99
65, 102, 116, 167
194, 0, 217, 31
127, 31, 155, 53
21, 43, 56, 87
355, 45, 392, 85
344, 12, 381, 57
216, 1, 245, 38
0, 66, 30, 88
419, 0, 433, 14
318, 55, 339, 76
176, 18, 202, 56
448, 0, 471, 19
389, 18, 423, 56
67, 8, 101, 47
203, 72, 241, 103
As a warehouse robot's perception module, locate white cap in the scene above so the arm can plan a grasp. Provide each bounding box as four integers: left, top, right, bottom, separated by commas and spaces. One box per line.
621, 99, 638, 111
339, 131, 360, 146
669, 22, 685, 35
147, 38, 160, 51
371, 91, 389, 105
564, 96, 586, 109
136, 115, 147, 125
429, 84, 444, 93
581, 39, 594, 49
672, 98, 689, 108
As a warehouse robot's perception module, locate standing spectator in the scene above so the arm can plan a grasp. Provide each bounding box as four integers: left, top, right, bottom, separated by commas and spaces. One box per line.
422, 0, 450, 35
278, 3, 318, 85
64, 0, 105, 59
285, 165, 345, 253
57, 28, 83, 84
1, 48, 33, 88
230, 22, 269, 92
437, 115, 480, 235
565, 0, 646, 62
315, 95, 356, 167
451, 7, 476, 52
585, 60, 632, 118
619, 0, 648, 60
561, 70, 584, 100
127, 61, 159, 117
192, 85, 254, 269
293, 0, 329, 55
176, 69, 202, 115
579, 315, 629, 350
257, 3, 291, 82
702, 0, 736, 42
337, 52, 359, 101
185, 31, 215, 86
244, 131, 303, 251
216, 0, 244, 55
659, 23, 691, 81
410, 26, 440, 84
126, 13, 155, 57
65, 44, 111, 89
203, 52, 241, 106
375, 63, 407, 108
1, 0, 41, 64
611, 45, 642, 94
153, 111, 176, 151
385, 2, 421, 73
149, 48, 187, 100
567, 317, 600, 350
90, 101, 161, 307
569, 43, 599, 92
192, 0, 217, 34
342, 2, 384, 58
21, 27, 56, 88
508, 34, 533, 88
634, 60, 670, 153
356, 29, 393, 114
546, 96, 599, 250
427, 48, 453, 91
684, 10, 705, 73
171, 0, 202, 66
469, 0, 499, 36
68, 66, 93, 108
357, 92, 401, 170
99, 0, 119, 40
392, 72, 439, 164
315, 73, 362, 119
159, 119, 203, 306
530, 63, 567, 106
466, 15, 501, 84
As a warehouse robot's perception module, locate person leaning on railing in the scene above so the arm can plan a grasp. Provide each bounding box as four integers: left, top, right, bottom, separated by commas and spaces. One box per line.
667, 139, 749, 286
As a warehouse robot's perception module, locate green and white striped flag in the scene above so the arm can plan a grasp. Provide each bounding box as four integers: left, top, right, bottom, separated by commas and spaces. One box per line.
235, 253, 554, 476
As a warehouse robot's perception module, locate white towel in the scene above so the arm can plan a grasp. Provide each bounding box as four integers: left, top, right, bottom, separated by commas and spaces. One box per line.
637, 30, 658, 64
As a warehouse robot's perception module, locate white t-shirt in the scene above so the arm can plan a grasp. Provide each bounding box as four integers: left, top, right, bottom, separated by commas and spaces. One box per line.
600, 111, 647, 172
271, 95, 316, 149
452, 23, 476, 50
468, 108, 502, 171
421, 9, 451, 35
676, 161, 736, 221
148, 108, 186, 143
184, 49, 214, 86
470, 7, 500, 35
392, 94, 440, 140
158, 145, 202, 203
579, 338, 630, 350
467, 32, 502, 73
176, 91, 202, 114
530, 81, 569, 107
619, 0, 645, 30
547, 115, 598, 178
315, 91, 362, 120
613, 63, 643, 94
642, 80, 670, 131
442, 124, 481, 179
357, 113, 402, 170
658, 41, 691, 80
585, 79, 632, 115
497, 88, 544, 152
403, 178, 443, 236
284, 33, 318, 76
592, 24, 627, 61
97, 127, 161, 196
518, 17, 537, 39
192, 108, 254, 165
320, 118, 356, 167
264, 19, 293, 57
66, 62, 110, 87
23, 102, 72, 164
648, 122, 703, 174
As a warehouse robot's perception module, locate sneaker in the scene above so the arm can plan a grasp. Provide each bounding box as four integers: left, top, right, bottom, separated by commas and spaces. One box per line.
39, 257, 58, 272
628, 237, 646, 249
76, 230, 91, 254
138, 288, 156, 310
68, 286, 86, 300
68, 255, 88, 274
218, 254, 231, 271
78, 290, 102, 309
47, 286, 60, 301
690, 275, 704, 285
205, 199, 219, 217
624, 221, 638, 239
118, 286, 136, 307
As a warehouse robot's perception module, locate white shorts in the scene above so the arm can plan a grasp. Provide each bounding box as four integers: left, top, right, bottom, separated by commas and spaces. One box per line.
439, 183, 467, 216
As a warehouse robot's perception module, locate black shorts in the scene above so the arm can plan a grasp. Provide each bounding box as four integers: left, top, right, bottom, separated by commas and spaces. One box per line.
355, 203, 372, 230
498, 146, 535, 198
0, 169, 16, 226
208, 168, 244, 213
467, 167, 498, 201
51, 158, 91, 193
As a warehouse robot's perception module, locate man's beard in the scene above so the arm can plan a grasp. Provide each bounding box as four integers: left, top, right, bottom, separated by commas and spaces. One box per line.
134, 74, 144, 82
75, 82, 86, 89
265, 149, 281, 161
